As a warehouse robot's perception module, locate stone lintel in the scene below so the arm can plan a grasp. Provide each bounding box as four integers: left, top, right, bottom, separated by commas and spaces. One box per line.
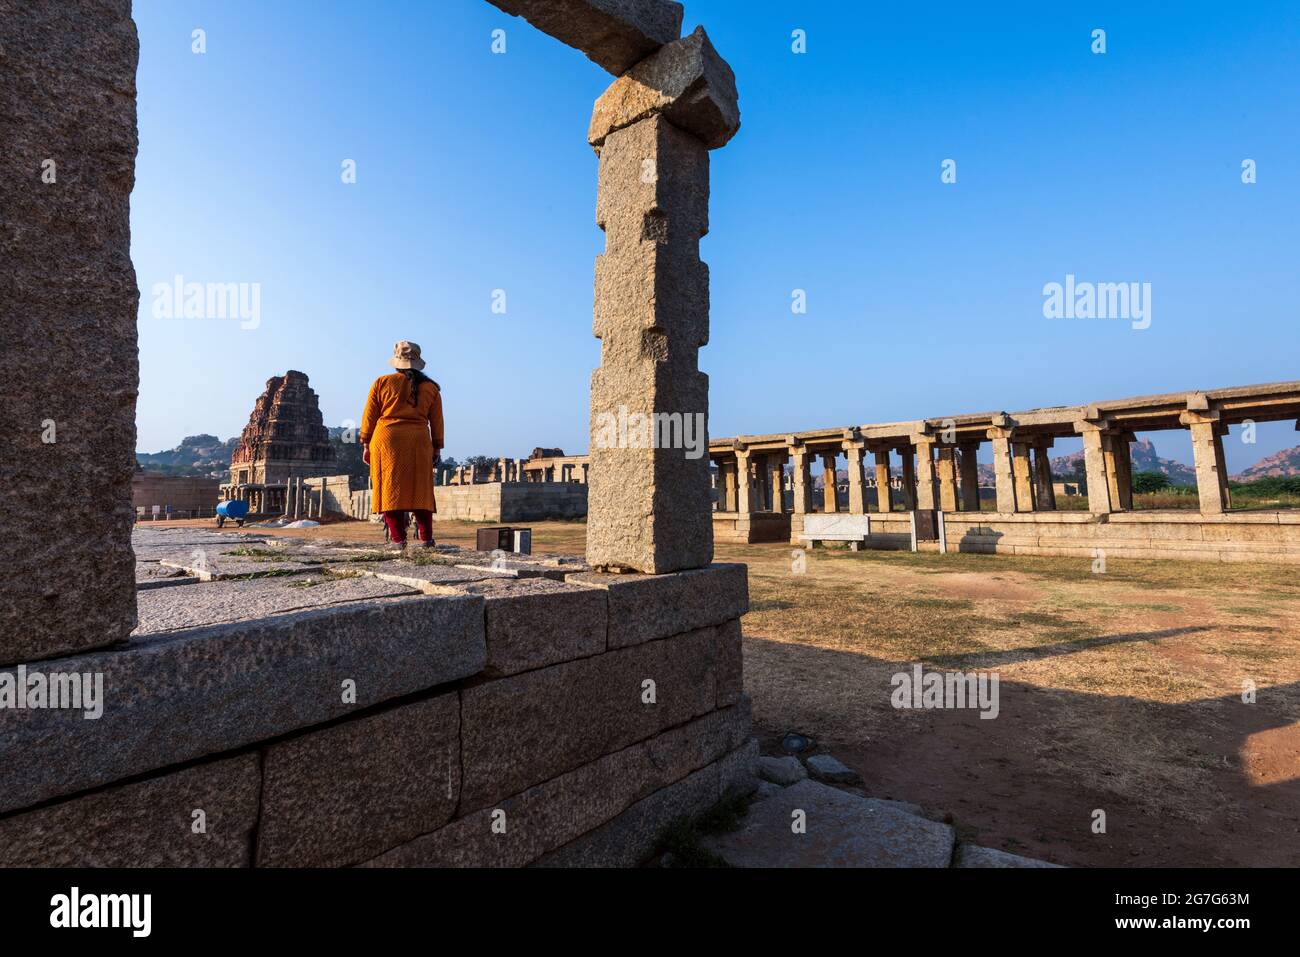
589, 25, 740, 151
1179, 409, 1221, 427
486, 0, 684, 76
1073, 418, 1113, 433
1186, 391, 1211, 412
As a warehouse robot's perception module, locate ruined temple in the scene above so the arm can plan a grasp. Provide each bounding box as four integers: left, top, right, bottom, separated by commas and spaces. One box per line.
228, 370, 336, 485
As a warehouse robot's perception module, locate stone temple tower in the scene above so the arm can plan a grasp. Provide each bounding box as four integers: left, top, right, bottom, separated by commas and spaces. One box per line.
228, 371, 337, 485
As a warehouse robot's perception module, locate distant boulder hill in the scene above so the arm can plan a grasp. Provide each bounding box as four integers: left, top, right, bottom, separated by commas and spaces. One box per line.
135, 429, 369, 480
1232, 445, 1300, 482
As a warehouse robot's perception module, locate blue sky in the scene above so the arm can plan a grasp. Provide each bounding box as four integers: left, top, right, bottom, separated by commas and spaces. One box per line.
132, 0, 1300, 471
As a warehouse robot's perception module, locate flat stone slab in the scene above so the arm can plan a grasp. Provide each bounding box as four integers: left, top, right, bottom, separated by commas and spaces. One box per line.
758, 754, 807, 786
134, 573, 421, 636
345, 559, 500, 591
954, 844, 1063, 868
701, 779, 956, 868
486, 0, 684, 76
0, 592, 486, 814
806, 753, 861, 784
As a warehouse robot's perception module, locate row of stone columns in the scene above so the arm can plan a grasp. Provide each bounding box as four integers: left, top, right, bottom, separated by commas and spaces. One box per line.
715, 440, 989, 518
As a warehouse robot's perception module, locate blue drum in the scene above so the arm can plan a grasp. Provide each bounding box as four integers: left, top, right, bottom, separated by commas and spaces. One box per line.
216, 499, 250, 527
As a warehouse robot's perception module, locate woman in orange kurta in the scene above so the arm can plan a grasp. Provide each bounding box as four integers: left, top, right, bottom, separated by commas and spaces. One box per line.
360, 341, 444, 547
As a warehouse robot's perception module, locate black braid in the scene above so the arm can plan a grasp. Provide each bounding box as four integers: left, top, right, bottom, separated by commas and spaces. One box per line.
399, 368, 434, 406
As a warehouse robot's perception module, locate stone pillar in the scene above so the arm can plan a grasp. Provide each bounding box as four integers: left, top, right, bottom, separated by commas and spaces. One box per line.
735, 450, 755, 515
1183, 412, 1229, 514
1077, 422, 1114, 515
988, 430, 1018, 513
769, 453, 786, 513
716, 458, 735, 511
935, 445, 958, 512
1032, 439, 1057, 510
1117, 433, 1135, 510
585, 29, 739, 572
958, 442, 981, 511
874, 450, 892, 513
1011, 442, 1035, 513
791, 447, 813, 515
820, 452, 838, 513
844, 442, 867, 514
913, 437, 938, 511
498, 457, 509, 483
0, 0, 140, 665
1101, 434, 1124, 511
899, 448, 917, 510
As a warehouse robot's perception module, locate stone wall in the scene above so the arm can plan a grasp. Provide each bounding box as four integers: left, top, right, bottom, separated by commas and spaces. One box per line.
133, 474, 221, 512
0, 0, 140, 667
0, 551, 752, 866
794, 510, 1300, 563
436, 482, 589, 522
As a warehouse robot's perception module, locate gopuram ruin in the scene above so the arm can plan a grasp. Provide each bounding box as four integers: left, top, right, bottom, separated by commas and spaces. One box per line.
0, 0, 753, 868
222, 371, 337, 516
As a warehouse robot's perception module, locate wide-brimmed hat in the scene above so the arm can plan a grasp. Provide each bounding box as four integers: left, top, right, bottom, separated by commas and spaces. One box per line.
388, 340, 426, 370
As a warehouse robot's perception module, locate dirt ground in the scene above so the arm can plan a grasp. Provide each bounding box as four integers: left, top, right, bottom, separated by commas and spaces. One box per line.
151, 516, 1300, 866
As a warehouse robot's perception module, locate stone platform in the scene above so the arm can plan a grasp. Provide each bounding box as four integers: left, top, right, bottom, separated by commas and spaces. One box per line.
0, 528, 752, 867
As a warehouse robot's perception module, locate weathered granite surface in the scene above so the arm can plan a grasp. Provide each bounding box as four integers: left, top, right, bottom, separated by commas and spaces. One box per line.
758, 754, 808, 786
701, 779, 956, 868
450, 577, 608, 676
256, 693, 461, 867
586, 114, 714, 573
0, 754, 259, 867
0, 594, 485, 814
569, 562, 748, 647
362, 701, 749, 867
589, 26, 740, 150
458, 624, 727, 809
486, 0, 683, 75
954, 843, 1063, 868
0, 0, 140, 666
134, 573, 421, 635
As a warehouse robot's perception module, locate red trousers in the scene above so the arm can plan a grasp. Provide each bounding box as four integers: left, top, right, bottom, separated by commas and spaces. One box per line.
382, 509, 433, 544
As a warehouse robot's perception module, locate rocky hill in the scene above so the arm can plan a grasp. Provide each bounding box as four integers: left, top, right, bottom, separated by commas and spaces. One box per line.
1049, 438, 1198, 486
135, 434, 237, 478
1232, 445, 1300, 481
136, 429, 369, 480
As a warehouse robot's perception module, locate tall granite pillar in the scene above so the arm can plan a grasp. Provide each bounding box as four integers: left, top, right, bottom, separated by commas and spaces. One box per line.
958, 442, 982, 511
585, 27, 740, 573
874, 450, 892, 513
1183, 411, 1229, 514
899, 448, 917, 510
791, 446, 813, 515
1032, 440, 1057, 510
1077, 422, 1114, 515
988, 430, 1018, 514
844, 442, 867, 514
1011, 442, 1035, 513
913, 436, 938, 511
820, 453, 839, 513
935, 445, 959, 512
769, 453, 786, 513
1, 1, 140, 666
